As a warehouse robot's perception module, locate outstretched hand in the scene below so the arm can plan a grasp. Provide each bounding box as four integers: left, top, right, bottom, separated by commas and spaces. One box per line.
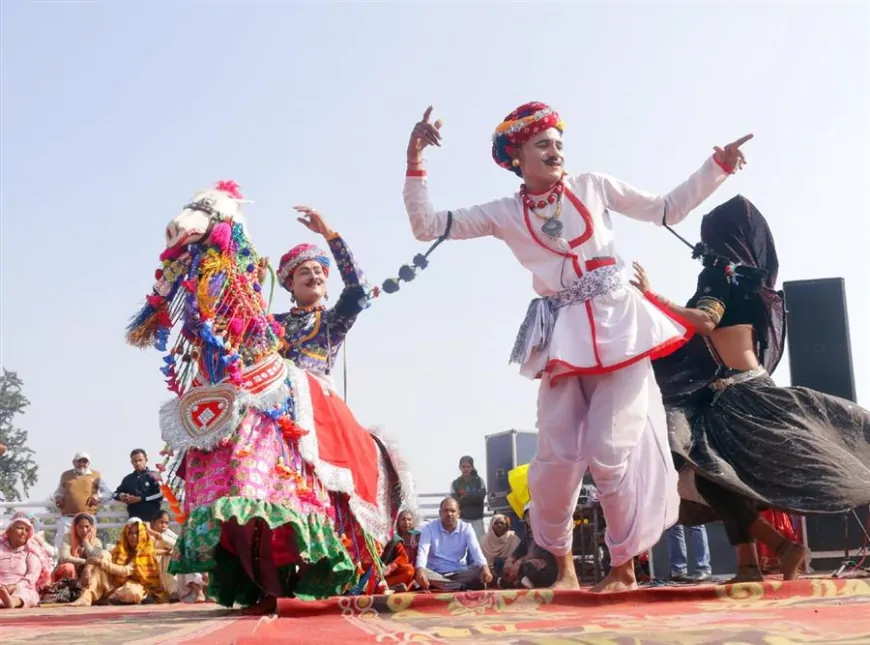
714, 133, 753, 173
256, 257, 269, 284
293, 206, 335, 239
408, 106, 443, 162
629, 261, 651, 293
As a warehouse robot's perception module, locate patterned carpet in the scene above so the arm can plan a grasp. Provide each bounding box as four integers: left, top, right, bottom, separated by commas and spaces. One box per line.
0, 578, 868, 644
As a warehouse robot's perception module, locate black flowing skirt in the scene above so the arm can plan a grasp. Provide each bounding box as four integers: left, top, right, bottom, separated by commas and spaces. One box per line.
668, 368, 870, 525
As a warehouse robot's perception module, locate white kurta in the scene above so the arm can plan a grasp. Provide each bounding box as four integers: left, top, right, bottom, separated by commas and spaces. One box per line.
404, 157, 729, 381
404, 157, 730, 566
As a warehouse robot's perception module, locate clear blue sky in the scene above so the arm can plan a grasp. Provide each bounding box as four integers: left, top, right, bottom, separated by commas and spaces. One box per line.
1, 2, 867, 502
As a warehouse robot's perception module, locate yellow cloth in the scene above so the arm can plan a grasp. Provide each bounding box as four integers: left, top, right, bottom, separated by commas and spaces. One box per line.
506, 464, 530, 518
111, 519, 167, 602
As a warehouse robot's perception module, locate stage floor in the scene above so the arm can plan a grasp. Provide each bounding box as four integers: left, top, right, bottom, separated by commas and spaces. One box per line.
0, 577, 868, 644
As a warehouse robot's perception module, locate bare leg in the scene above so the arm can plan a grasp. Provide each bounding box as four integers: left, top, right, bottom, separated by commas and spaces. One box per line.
550, 553, 580, 590
70, 589, 96, 606
748, 516, 808, 581
0, 587, 12, 608
590, 560, 638, 593
722, 543, 764, 584
777, 539, 809, 580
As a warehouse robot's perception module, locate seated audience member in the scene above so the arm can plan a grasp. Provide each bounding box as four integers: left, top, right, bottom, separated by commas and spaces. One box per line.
381, 511, 418, 592
70, 518, 167, 606
415, 497, 492, 591
0, 514, 52, 609
500, 506, 557, 589
396, 509, 421, 566
144, 510, 206, 602
53, 513, 103, 582
480, 514, 521, 577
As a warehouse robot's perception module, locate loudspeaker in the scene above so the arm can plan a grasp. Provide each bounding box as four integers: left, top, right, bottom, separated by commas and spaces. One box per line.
783, 278, 866, 567
782, 278, 856, 402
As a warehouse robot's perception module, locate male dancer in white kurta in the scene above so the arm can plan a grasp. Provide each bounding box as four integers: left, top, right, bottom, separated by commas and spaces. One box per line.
403, 102, 751, 592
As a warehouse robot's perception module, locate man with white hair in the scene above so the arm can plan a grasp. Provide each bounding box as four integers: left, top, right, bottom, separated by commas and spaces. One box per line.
52, 452, 113, 551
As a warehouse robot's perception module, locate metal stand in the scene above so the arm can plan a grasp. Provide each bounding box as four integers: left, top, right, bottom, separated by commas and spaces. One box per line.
832, 507, 870, 578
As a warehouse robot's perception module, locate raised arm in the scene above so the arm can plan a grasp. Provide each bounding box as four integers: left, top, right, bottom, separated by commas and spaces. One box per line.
632, 262, 731, 337
595, 135, 753, 227
405, 106, 510, 241
326, 233, 365, 289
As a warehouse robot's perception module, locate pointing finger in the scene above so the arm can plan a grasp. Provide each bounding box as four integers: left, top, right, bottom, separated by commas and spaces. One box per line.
729, 133, 754, 149
422, 106, 433, 123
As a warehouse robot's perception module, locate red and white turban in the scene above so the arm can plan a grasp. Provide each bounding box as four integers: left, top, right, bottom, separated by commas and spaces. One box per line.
492, 102, 565, 177
277, 243, 330, 288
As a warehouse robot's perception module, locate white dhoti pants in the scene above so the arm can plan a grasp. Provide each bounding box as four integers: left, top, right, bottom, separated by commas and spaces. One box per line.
54, 515, 74, 553
528, 358, 679, 567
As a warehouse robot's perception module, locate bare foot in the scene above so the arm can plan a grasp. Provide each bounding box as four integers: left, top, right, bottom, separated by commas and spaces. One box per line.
779, 543, 810, 581
0, 587, 12, 608
69, 591, 93, 607
551, 574, 581, 590
721, 565, 764, 585
243, 595, 277, 615
590, 563, 638, 594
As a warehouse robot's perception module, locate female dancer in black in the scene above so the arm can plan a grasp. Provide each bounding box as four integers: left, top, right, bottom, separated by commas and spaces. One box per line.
634, 195, 870, 582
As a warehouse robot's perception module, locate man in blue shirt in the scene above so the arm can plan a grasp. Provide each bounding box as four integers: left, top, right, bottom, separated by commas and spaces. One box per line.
415, 497, 493, 591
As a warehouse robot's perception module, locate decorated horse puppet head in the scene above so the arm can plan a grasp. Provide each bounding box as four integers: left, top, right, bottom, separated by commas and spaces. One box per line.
126, 180, 285, 397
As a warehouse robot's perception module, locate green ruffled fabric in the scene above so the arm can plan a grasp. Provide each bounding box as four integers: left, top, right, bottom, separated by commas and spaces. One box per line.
168, 496, 359, 604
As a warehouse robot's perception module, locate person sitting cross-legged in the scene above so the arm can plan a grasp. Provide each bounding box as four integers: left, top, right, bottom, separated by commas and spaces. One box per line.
415, 497, 493, 592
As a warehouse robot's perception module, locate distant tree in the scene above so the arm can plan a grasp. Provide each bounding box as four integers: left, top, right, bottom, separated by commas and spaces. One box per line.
0, 369, 39, 501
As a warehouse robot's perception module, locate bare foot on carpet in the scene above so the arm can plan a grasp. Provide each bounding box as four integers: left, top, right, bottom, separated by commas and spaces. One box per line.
590, 563, 638, 594
721, 565, 764, 585
550, 573, 582, 590
779, 543, 810, 581
551, 554, 581, 590
243, 595, 277, 615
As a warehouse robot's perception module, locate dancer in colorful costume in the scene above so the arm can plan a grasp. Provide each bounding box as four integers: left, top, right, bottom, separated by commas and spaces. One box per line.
403, 103, 752, 591
267, 205, 412, 594
640, 195, 870, 582
126, 181, 411, 610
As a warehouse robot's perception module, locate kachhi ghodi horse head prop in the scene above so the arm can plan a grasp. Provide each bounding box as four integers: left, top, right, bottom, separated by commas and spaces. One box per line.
126, 180, 286, 399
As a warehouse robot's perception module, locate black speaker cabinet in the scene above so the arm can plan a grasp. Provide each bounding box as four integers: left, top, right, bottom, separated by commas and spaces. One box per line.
783, 278, 866, 566
782, 278, 856, 402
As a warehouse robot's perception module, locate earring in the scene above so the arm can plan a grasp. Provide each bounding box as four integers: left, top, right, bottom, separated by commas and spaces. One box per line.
511, 159, 520, 168
290, 292, 296, 303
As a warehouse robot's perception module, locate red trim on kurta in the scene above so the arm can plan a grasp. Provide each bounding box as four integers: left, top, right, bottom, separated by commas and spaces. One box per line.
406, 169, 427, 177
584, 301, 604, 368
564, 189, 594, 249
521, 188, 596, 279
713, 156, 734, 175
545, 290, 696, 387
585, 257, 616, 271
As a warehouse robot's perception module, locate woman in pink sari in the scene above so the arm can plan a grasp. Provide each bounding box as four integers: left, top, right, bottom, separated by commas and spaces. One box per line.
0, 514, 52, 609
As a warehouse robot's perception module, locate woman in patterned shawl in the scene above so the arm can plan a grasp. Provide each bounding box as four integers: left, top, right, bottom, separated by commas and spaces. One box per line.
71, 518, 167, 606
